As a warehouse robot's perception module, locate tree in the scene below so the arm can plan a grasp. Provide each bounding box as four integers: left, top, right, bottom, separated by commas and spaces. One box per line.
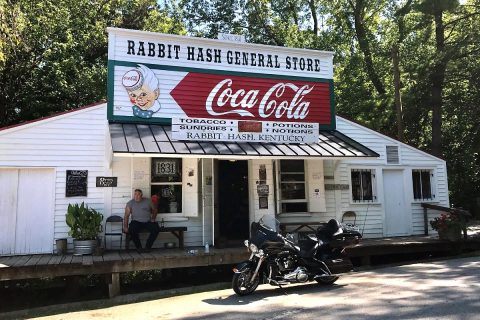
0, 0, 185, 127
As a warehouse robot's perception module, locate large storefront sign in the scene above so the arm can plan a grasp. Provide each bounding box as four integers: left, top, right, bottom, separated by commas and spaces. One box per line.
172, 118, 319, 143
107, 28, 336, 142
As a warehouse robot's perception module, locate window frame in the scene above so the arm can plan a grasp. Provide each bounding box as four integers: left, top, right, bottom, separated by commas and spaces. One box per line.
349, 168, 378, 203
411, 168, 435, 202
150, 158, 183, 215
277, 160, 308, 214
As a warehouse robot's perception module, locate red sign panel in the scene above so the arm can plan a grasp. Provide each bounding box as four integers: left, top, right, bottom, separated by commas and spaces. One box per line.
170, 73, 331, 124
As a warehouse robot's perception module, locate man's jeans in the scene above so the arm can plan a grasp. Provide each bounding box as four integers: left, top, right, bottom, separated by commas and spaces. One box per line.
128, 220, 160, 249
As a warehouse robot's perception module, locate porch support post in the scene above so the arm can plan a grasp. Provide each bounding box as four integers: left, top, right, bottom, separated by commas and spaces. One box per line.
423, 206, 429, 236
106, 272, 120, 298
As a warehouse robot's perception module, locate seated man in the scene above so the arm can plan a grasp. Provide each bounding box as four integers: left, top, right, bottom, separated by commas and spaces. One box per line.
123, 189, 159, 251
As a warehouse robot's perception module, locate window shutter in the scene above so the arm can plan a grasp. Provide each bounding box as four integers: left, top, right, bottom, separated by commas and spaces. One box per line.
386, 146, 399, 164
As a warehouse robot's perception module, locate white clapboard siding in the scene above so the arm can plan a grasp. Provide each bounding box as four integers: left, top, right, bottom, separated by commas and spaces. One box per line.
249, 159, 275, 224
0, 103, 108, 252
335, 116, 449, 237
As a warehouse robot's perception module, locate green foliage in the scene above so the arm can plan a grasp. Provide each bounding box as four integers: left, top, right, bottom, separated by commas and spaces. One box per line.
0, 0, 185, 126
65, 202, 103, 240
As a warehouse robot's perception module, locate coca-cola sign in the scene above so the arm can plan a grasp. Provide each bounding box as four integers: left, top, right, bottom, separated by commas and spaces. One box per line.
170, 73, 331, 125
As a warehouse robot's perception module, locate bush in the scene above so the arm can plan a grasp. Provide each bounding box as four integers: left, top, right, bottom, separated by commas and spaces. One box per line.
430, 212, 465, 233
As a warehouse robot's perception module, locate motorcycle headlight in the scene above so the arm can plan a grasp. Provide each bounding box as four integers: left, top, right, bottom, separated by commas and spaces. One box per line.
249, 243, 258, 253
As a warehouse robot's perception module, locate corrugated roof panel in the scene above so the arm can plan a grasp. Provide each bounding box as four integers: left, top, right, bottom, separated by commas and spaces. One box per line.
110, 123, 128, 152
171, 141, 191, 154
260, 143, 284, 156
296, 144, 321, 156
319, 132, 356, 156
213, 143, 234, 155
137, 124, 160, 153
286, 144, 309, 156
185, 142, 204, 154
157, 141, 176, 153
304, 143, 327, 156
199, 142, 220, 155
249, 143, 272, 156
274, 144, 297, 156
151, 125, 170, 142
222, 143, 244, 155
123, 124, 144, 152
109, 124, 379, 158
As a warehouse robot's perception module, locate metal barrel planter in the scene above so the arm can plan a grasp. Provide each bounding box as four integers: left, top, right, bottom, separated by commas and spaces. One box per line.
73, 239, 97, 255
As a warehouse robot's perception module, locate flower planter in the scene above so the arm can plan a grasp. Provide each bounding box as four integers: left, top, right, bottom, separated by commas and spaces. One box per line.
73, 239, 97, 255
438, 229, 462, 242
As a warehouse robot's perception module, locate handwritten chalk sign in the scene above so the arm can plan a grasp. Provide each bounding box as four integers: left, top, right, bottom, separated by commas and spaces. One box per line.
96, 177, 118, 187
66, 170, 88, 197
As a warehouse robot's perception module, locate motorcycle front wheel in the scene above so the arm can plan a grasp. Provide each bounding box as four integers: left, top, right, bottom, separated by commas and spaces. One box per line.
232, 268, 260, 296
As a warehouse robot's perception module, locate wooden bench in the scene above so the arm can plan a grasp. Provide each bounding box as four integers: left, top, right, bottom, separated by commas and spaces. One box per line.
125, 226, 187, 250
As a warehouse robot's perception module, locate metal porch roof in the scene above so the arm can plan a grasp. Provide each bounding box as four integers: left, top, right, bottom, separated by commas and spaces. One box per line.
109, 123, 379, 159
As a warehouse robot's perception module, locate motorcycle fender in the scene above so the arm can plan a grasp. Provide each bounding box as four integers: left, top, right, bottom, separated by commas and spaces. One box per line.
233, 260, 256, 273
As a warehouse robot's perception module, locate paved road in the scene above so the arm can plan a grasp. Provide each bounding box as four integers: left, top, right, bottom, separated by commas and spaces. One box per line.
30, 256, 480, 319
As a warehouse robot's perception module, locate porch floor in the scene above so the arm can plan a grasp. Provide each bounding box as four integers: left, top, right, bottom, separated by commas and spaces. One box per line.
1, 233, 479, 282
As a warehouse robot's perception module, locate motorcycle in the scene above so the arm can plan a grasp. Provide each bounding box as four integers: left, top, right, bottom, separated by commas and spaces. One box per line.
232, 216, 362, 296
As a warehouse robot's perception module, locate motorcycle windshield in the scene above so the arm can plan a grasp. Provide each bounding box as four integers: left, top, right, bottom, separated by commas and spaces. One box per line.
250, 215, 283, 247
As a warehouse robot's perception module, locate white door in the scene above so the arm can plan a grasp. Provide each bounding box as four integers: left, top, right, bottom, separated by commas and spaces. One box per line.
0, 169, 19, 255
383, 170, 409, 236
0, 168, 55, 255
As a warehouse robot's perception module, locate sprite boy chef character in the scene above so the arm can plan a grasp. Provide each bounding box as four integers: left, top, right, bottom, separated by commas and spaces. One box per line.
122, 64, 161, 119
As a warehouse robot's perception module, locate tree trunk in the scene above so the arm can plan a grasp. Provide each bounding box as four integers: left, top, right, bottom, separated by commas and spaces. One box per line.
308, 0, 318, 35
351, 0, 386, 96
391, 45, 404, 142
431, 5, 447, 157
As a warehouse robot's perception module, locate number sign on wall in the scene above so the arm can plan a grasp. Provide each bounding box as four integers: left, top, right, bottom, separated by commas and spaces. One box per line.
155, 159, 177, 175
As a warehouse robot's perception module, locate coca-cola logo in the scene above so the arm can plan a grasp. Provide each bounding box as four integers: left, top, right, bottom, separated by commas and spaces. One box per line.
170, 72, 331, 124
206, 79, 314, 120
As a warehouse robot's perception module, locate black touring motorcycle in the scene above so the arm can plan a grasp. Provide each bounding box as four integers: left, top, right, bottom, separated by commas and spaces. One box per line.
232, 216, 361, 296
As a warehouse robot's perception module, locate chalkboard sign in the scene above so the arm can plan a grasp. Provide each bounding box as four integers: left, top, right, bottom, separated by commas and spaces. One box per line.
66, 170, 88, 197
96, 177, 117, 187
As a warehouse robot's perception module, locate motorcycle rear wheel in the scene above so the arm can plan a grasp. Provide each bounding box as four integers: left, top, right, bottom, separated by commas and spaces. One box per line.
232, 269, 260, 296
315, 275, 339, 285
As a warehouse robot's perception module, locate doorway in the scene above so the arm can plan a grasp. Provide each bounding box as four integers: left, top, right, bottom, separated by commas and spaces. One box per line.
0, 168, 54, 255
383, 170, 409, 236
217, 160, 249, 246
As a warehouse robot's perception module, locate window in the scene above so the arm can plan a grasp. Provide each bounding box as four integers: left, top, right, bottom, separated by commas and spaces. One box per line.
279, 160, 307, 213
412, 169, 434, 200
151, 158, 182, 213
351, 169, 376, 202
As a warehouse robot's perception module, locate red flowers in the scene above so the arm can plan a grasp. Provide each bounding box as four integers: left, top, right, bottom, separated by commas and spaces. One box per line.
430, 212, 464, 232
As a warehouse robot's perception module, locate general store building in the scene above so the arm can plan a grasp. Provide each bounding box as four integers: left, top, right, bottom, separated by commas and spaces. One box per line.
0, 28, 449, 255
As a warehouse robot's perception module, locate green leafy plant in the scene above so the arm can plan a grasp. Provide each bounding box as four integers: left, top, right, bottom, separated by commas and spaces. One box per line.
430, 212, 465, 233
65, 202, 103, 240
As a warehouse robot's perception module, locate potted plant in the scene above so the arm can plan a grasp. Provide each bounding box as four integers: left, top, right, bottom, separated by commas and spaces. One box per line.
430, 212, 465, 241
66, 202, 103, 255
